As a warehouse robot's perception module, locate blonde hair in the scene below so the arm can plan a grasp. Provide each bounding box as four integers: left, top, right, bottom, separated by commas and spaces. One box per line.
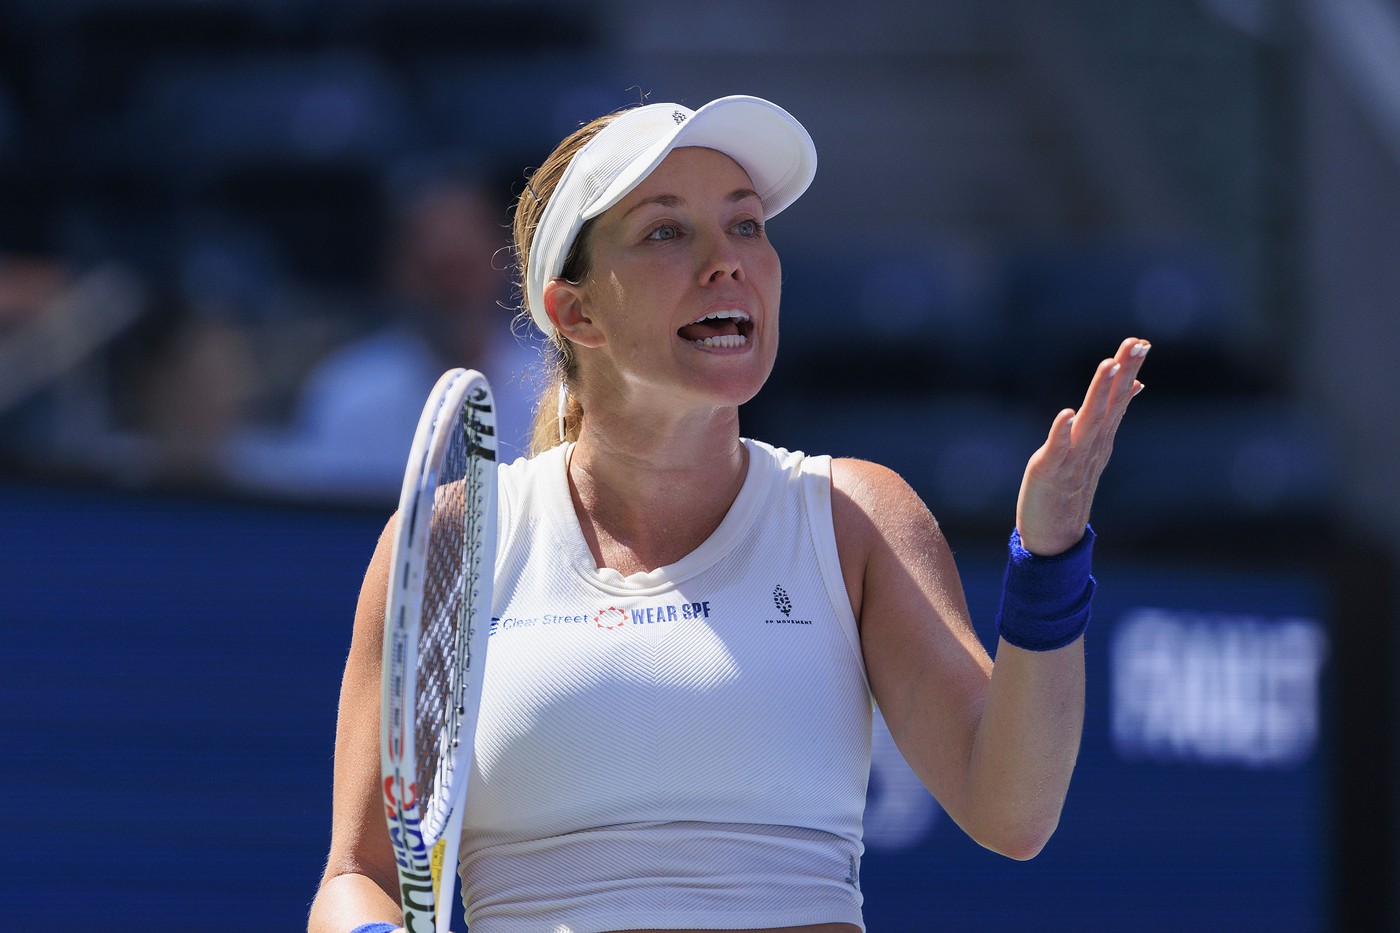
511, 110, 626, 455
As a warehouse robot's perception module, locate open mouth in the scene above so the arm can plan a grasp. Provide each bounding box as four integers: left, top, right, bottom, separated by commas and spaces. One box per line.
678, 310, 753, 348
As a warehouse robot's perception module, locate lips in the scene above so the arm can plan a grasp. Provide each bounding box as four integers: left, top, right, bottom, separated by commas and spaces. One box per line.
678, 309, 752, 348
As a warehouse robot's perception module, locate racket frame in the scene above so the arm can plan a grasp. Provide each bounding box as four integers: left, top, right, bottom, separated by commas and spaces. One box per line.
380, 368, 497, 933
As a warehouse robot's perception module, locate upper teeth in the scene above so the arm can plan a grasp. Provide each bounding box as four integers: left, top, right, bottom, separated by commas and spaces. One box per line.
691, 310, 750, 325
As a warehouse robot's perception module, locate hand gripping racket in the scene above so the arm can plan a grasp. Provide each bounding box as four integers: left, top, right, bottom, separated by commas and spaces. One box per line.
381, 369, 497, 933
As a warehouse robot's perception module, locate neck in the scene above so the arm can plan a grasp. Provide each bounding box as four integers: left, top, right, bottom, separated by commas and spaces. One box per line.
566, 407, 748, 575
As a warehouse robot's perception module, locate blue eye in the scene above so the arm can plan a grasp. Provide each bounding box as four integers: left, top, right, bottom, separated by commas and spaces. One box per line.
734, 219, 762, 237
646, 224, 680, 241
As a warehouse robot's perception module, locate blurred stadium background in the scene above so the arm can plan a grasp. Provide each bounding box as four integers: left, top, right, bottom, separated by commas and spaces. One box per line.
1, 0, 1396, 929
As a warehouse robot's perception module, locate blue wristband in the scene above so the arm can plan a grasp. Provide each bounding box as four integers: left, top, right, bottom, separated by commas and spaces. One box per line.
349, 923, 397, 933
995, 525, 1096, 651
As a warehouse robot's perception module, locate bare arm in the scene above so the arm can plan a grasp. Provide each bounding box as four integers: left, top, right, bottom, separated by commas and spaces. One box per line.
308, 516, 407, 933
837, 460, 1075, 859
839, 337, 1148, 860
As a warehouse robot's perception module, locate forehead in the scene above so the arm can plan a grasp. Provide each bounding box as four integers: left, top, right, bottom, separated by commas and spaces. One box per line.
613, 146, 759, 209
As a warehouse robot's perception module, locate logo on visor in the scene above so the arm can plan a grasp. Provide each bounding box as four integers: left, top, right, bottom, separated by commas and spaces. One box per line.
672, 110, 687, 124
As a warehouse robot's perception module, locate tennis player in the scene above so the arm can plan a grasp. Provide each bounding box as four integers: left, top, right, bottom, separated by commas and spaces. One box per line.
308, 94, 1149, 933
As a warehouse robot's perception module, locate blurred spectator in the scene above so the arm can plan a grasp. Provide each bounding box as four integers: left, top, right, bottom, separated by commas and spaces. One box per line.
226, 155, 540, 502
0, 257, 161, 477
0, 253, 76, 462
111, 296, 260, 486
0, 254, 70, 328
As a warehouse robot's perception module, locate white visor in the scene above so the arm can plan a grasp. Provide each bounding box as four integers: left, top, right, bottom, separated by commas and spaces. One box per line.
525, 94, 817, 334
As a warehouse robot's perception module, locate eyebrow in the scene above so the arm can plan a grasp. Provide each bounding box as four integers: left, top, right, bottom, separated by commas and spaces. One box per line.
621, 188, 762, 219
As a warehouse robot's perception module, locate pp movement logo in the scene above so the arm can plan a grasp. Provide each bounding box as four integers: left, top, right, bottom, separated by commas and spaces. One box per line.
767, 584, 811, 625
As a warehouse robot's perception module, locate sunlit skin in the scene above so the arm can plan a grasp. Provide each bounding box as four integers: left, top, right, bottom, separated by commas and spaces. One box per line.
541, 147, 786, 577
546, 147, 781, 414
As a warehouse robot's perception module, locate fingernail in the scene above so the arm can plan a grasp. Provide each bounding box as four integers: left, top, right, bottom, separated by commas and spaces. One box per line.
1131, 342, 1151, 358
1108, 362, 1121, 377
1132, 382, 1145, 397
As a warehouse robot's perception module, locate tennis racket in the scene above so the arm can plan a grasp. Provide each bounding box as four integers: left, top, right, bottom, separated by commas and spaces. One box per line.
381, 368, 498, 933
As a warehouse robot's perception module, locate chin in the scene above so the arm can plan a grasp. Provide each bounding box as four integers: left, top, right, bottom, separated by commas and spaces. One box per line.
704, 369, 772, 409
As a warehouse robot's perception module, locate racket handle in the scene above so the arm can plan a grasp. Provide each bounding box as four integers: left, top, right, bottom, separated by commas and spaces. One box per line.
434, 802, 467, 933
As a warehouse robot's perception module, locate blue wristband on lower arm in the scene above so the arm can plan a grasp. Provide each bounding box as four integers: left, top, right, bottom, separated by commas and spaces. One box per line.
349, 923, 397, 933
995, 525, 1096, 651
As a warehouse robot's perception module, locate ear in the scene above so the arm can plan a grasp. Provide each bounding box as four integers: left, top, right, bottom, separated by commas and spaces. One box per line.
544, 279, 605, 348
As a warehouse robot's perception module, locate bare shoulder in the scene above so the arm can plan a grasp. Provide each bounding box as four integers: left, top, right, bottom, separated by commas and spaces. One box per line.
830, 455, 902, 502
829, 457, 949, 625
830, 456, 942, 549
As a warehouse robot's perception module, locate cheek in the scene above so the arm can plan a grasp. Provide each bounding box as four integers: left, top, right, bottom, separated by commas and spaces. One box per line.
588, 273, 669, 358
598, 263, 686, 325
598, 271, 629, 308
583, 272, 634, 329
759, 252, 783, 316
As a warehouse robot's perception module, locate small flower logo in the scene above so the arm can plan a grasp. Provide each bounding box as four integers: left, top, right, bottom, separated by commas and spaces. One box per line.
773, 585, 792, 617
594, 606, 628, 631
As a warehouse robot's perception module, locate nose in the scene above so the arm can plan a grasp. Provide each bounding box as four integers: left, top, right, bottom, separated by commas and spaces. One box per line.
700, 230, 744, 285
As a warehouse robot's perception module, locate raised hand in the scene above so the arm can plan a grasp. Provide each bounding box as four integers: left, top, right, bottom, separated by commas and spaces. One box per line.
1014, 337, 1150, 556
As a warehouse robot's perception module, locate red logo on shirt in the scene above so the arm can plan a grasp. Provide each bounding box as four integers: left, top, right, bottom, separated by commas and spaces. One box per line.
594, 606, 629, 630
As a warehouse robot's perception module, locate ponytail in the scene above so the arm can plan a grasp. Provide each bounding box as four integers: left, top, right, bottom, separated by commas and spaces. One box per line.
512, 112, 622, 456
529, 373, 584, 455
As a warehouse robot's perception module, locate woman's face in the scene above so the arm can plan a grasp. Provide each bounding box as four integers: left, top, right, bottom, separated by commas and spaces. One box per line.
560, 146, 782, 411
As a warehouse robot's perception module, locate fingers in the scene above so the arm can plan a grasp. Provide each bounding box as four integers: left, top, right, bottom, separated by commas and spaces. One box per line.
1077, 338, 1150, 433
1110, 338, 1150, 421
1019, 339, 1149, 552
1087, 358, 1122, 421
1048, 406, 1076, 452
1118, 337, 1151, 379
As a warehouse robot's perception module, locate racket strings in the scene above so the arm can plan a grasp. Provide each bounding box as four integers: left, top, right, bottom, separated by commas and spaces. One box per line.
413, 408, 491, 838
416, 486, 466, 826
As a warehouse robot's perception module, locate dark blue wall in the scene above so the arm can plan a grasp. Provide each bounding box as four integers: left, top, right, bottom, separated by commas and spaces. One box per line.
0, 484, 1331, 931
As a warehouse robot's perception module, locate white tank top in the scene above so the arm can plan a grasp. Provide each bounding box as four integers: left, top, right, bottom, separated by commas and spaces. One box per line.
459, 439, 872, 932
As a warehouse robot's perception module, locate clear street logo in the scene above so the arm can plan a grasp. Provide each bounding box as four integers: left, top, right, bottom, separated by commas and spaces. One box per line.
489, 600, 712, 636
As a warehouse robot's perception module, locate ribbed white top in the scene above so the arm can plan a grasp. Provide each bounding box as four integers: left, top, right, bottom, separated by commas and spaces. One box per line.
458, 440, 872, 932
